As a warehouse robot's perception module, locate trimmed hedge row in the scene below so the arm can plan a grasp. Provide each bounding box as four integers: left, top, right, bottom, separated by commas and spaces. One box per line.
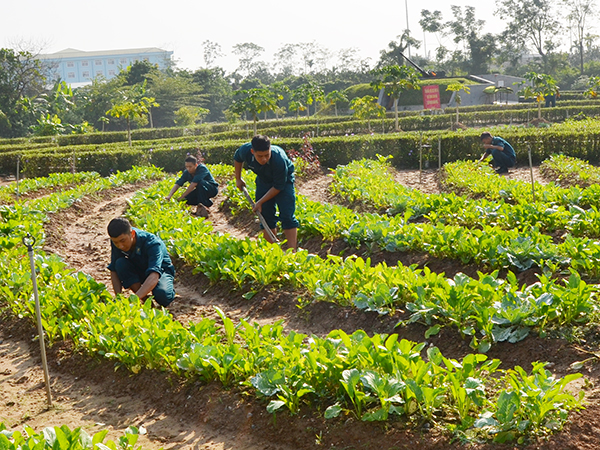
5, 121, 600, 177
1, 100, 600, 151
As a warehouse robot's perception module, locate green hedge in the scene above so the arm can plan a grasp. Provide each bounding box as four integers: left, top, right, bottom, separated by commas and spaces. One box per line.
2, 99, 600, 151
6, 119, 600, 176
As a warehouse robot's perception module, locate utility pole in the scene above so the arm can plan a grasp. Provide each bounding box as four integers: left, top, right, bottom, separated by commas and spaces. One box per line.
405, 0, 411, 58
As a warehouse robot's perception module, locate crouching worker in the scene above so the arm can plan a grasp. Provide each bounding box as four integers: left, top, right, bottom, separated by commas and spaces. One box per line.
165, 156, 218, 218
234, 135, 299, 251
107, 217, 176, 307
478, 131, 516, 175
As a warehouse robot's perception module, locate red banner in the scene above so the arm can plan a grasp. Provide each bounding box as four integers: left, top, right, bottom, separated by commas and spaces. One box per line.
423, 85, 441, 109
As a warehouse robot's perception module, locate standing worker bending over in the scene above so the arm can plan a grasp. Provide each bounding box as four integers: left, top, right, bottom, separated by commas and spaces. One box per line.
478, 131, 516, 175
234, 135, 299, 251
107, 217, 176, 307
165, 156, 218, 218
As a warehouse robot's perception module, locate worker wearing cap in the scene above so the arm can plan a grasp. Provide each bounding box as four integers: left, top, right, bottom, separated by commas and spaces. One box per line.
233, 135, 298, 251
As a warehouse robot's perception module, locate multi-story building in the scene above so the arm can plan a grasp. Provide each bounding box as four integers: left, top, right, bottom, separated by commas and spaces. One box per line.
37, 47, 173, 86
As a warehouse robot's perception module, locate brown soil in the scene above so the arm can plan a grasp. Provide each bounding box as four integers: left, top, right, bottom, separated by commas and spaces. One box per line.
2, 167, 600, 450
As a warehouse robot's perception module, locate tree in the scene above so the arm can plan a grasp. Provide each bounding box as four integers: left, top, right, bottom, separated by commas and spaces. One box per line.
274, 43, 299, 76
370, 65, 421, 130
120, 60, 160, 86
74, 77, 124, 131
174, 106, 210, 126
291, 80, 324, 118
496, 0, 561, 71
467, 32, 496, 74
443, 6, 496, 74
298, 42, 331, 74
201, 40, 223, 68
38, 80, 74, 121
270, 81, 290, 118
517, 71, 558, 119
419, 9, 445, 61
232, 42, 265, 78
230, 87, 282, 134
288, 100, 306, 119
349, 95, 386, 132
106, 88, 159, 146
325, 90, 348, 116
584, 76, 600, 98
0, 48, 47, 137
146, 71, 207, 127
191, 67, 233, 122
565, 0, 596, 75
446, 82, 471, 125
377, 31, 421, 68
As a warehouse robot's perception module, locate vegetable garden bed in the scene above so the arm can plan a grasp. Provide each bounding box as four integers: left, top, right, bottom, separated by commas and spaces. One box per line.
2, 160, 600, 449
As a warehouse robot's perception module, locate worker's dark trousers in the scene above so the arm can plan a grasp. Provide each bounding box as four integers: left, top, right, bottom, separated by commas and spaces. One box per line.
491, 149, 516, 171
114, 257, 175, 306
184, 184, 217, 207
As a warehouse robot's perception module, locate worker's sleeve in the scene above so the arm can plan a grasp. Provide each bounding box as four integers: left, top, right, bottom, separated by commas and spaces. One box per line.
144, 239, 164, 278
107, 243, 119, 271
233, 144, 249, 163
269, 153, 287, 191
192, 165, 219, 197
175, 171, 189, 186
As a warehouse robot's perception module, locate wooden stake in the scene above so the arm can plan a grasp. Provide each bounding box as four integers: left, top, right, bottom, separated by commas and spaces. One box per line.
527, 143, 535, 202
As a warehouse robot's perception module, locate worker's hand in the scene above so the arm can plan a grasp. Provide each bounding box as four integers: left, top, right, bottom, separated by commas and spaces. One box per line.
252, 201, 262, 213
164, 196, 172, 202
236, 178, 246, 191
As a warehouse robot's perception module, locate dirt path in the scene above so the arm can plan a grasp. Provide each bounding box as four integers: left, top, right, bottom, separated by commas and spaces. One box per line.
2, 169, 600, 450
0, 321, 290, 450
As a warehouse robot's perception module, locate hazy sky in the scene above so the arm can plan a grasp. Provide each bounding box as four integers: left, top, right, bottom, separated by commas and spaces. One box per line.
2, 0, 499, 72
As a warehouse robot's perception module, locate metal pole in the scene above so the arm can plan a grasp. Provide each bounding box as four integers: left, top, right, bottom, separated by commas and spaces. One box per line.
23, 233, 52, 407
527, 143, 535, 202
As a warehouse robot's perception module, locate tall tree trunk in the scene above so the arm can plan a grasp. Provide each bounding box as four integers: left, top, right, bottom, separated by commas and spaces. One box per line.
394, 98, 399, 131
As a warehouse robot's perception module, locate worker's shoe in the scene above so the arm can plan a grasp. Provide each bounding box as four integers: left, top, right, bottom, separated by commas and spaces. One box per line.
194, 204, 210, 218
495, 167, 509, 175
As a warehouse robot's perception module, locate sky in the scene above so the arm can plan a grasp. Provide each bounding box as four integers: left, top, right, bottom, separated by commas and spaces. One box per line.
1, 0, 500, 73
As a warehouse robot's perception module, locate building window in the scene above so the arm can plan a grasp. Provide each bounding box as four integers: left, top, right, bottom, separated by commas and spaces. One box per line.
81, 61, 89, 67
67, 62, 74, 68
108, 59, 115, 65
108, 70, 116, 76
95, 60, 102, 66
82, 71, 90, 77
120, 58, 127, 64
96, 71, 103, 77
67, 72, 75, 78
